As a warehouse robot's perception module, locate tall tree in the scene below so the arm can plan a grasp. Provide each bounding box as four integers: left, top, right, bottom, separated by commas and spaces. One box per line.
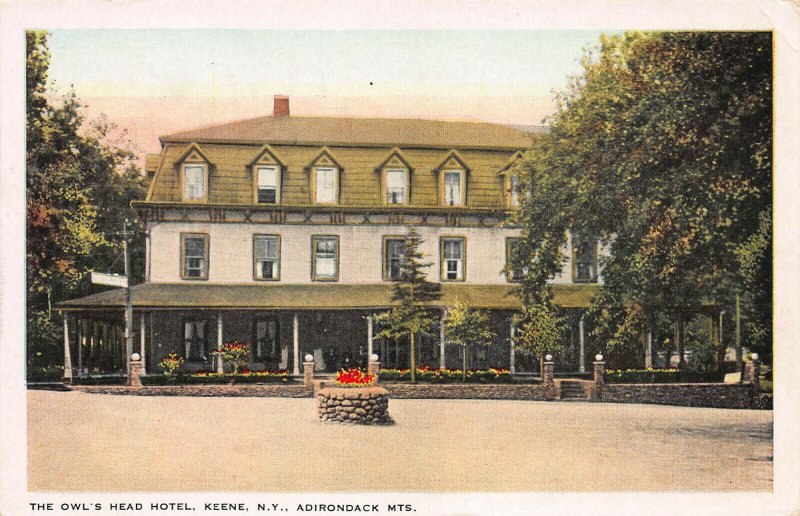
511, 32, 772, 367
374, 228, 442, 383
26, 31, 148, 373
443, 302, 496, 382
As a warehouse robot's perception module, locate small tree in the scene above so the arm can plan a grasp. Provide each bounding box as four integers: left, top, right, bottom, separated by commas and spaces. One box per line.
374, 228, 442, 383
213, 341, 250, 374
513, 301, 567, 372
444, 302, 496, 382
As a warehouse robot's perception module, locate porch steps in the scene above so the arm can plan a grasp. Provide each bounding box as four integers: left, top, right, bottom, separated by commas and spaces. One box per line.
559, 380, 587, 401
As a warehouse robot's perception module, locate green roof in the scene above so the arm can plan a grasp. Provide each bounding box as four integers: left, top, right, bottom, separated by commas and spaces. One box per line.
57, 283, 600, 311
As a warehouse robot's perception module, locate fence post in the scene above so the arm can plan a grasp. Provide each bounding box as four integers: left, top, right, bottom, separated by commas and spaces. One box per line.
745, 353, 760, 391
542, 354, 556, 400
368, 354, 381, 383
592, 354, 606, 401
129, 353, 143, 388
303, 354, 315, 386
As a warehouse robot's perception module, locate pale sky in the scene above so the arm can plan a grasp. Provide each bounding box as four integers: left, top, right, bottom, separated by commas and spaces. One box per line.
47, 30, 606, 155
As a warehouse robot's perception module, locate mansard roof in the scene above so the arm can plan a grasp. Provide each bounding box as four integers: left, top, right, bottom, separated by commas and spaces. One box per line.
161, 115, 534, 150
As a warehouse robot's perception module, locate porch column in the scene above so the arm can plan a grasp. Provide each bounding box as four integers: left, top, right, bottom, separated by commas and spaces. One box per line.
509, 319, 516, 374
578, 312, 586, 373
139, 313, 147, 375
439, 308, 447, 370
292, 313, 300, 376
712, 311, 723, 373
62, 314, 73, 382
76, 318, 83, 375
367, 315, 374, 363
216, 313, 224, 374
645, 326, 653, 369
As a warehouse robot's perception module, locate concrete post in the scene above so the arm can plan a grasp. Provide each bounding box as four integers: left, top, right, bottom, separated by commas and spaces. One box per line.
303, 355, 314, 386
368, 355, 381, 382
129, 354, 143, 388
293, 314, 300, 377
541, 356, 555, 399
62, 314, 73, 383
645, 327, 653, 369
745, 355, 760, 391
593, 355, 606, 400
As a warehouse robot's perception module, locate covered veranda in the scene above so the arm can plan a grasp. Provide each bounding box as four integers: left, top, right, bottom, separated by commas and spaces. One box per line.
56, 283, 600, 380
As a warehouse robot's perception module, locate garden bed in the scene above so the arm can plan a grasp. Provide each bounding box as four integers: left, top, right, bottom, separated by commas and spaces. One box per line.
379, 367, 520, 384
605, 368, 722, 384
141, 371, 294, 385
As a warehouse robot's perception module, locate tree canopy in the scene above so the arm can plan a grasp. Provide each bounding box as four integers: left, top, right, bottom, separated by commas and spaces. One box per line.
511, 32, 772, 365
26, 31, 148, 374
444, 302, 496, 381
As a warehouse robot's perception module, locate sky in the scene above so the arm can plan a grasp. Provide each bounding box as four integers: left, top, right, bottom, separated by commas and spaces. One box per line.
46, 30, 606, 155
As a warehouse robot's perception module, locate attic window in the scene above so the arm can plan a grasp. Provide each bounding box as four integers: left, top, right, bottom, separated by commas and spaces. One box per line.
183, 164, 207, 201
315, 167, 337, 204
385, 169, 407, 204
443, 170, 463, 206
257, 166, 279, 204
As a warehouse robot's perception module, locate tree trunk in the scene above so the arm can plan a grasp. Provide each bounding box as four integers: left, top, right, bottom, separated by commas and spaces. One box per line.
462, 345, 467, 383
410, 332, 416, 384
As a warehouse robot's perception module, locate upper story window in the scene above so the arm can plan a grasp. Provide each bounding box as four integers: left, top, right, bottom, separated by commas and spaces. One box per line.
181, 233, 209, 280
573, 238, 599, 283
253, 235, 280, 281
256, 166, 279, 204
385, 169, 407, 204
506, 237, 525, 283
312, 235, 339, 281
509, 174, 521, 208
315, 167, 338, 204
384, 237, 406, 281
443, 170, 463, 206
183, 164, 207, 201
183, 319, 209, 362
441, 237, 465, 281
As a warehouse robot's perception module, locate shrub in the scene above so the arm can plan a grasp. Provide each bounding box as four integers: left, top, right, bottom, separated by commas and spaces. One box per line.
212, 341, 250, 374
158, 353, 183, 375
380, 366, 514, 384
605, 368, 722, 383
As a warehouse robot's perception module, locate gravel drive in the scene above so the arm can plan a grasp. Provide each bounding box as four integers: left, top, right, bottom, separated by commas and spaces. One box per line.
27, 390, 772, 492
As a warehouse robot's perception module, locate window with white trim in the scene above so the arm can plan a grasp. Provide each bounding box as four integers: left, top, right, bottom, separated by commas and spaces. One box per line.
384, 238, 406, 280
184, 165, 206, 200
183, 319, 209, 361
442, 238, 465, 281
254, 235, 280, 280
573, 239, 598, 283
312, 236, 338, 281
443, 170, 462, 206
257, 166, 278, 204
385, 168, 407, 204
182, 234, 209, 280
315, 167, 337, 203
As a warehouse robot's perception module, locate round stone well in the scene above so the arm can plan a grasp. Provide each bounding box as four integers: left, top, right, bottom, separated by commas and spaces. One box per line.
317, 386, 393, 425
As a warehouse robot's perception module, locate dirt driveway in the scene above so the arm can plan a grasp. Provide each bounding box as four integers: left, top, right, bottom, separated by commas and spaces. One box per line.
27, 391, 772, 492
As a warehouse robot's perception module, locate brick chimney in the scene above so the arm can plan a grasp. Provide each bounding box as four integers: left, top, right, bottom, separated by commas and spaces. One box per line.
273, 95, 290, 117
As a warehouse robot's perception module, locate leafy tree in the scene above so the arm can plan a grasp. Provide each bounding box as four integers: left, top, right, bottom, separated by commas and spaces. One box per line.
443, 302, 496, 382
513, 301, 567, 364
511, 31, 772, 367
26, 31, 148, 374
374, 228, 442, 383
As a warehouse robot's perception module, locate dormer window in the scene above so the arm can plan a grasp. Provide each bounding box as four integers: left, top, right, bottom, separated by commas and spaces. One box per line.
509, 174, 521, 208
177, 143, 212, 203
572, 238, 599, 283
443, 170, 463, 206
385, 169, 407, 204
256, 166, 279, 204
183, 164, 207, 201
315, 167, 337, 204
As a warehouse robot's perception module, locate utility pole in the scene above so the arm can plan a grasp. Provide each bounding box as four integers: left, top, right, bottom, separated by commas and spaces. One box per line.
122, 219, 134, 378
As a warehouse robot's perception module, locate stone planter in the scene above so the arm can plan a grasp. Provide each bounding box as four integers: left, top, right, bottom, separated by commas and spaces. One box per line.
317, 386, 393, 425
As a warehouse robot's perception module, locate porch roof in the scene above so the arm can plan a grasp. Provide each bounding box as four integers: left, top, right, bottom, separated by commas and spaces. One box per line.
56, 283, 599, 311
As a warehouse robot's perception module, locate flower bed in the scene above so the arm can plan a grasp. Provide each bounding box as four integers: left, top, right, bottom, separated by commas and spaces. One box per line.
604, 368, 722, 384
334, 368, 376, 387
380, 366, 515, 384
141, 370, 293, 385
